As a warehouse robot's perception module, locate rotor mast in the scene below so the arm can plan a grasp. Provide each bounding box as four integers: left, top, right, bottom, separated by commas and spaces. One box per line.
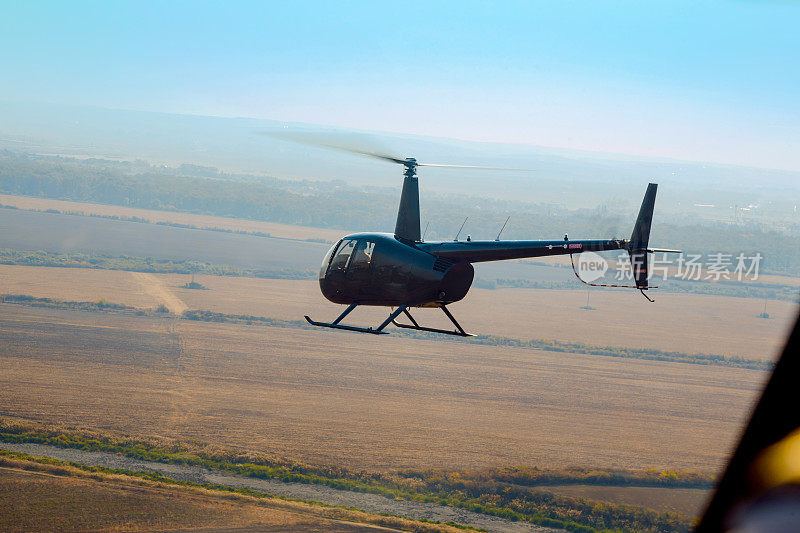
260, 131, 530, 243
395, 158, 421, 243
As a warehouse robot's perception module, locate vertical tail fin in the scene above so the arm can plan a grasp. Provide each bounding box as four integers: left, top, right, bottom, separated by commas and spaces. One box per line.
628, 183, 657, 289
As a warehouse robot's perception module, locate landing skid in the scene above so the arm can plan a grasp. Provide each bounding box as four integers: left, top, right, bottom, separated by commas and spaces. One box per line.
304, 303, 406, 335
392, 305, 474, 337
304, 303, 473, 337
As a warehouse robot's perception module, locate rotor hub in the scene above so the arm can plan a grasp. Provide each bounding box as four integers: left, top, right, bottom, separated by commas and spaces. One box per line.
403, 158, 418, 178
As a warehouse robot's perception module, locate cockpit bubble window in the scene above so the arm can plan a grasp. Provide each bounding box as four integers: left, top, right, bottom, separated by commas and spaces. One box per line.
329, 238, 356, 271
321, 239, 342, 272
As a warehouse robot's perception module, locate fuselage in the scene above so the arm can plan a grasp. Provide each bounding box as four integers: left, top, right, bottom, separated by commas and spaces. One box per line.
318, 232, 628, 307
319, 233, 474, 307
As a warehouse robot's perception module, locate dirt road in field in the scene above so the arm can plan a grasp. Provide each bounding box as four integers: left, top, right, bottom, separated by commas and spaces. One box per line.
131, 272, 188, 314
0, 442, 558, 533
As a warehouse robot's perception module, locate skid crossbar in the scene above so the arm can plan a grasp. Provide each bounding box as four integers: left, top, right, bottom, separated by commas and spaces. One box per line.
392, 305, 473, 337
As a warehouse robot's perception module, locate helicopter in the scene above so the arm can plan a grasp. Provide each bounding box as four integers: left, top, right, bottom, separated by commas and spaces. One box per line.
271, 135, 680, 336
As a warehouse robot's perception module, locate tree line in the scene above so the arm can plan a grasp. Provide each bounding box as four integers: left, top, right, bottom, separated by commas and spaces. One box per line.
2, 150, 798, 274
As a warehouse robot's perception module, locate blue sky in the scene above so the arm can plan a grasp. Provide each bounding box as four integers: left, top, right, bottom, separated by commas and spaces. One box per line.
1, 1, 799, 170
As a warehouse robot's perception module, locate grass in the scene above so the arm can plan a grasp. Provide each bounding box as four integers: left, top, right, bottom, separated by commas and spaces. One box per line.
0, 452, 469, 533
0, 423, 697, 532
0, 293, 143, 312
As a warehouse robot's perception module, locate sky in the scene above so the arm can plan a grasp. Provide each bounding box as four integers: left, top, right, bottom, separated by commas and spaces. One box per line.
1, 1, 799, 170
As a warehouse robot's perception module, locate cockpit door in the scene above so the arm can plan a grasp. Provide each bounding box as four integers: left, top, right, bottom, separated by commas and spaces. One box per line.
347, 240, 376, 298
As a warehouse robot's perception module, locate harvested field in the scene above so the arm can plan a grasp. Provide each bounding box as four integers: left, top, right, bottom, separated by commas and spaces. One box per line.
542, 484, 710, 517
451, 286, 796, 361
0, 463, 428, 533
0, 304, 767, 474
130, 271, 188, 314
0, 193, 349, 242
0, 264, 795, 359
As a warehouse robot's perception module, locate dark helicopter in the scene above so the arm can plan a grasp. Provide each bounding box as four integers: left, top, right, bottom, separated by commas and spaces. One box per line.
273, 136, 679, 336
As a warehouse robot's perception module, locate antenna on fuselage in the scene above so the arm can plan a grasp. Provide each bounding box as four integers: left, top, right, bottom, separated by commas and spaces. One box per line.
454, 217, 468, 241
495, 216, 511, 241
422, 221, 430, 241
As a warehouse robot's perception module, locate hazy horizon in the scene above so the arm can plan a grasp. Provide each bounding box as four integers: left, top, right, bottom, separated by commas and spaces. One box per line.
2, 1, 799, 171
6, 97, 800, 174
3, 99, 799, 218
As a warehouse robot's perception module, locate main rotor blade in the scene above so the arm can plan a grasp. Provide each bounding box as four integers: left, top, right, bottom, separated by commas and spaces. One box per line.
259, 130, 536, 171
419, 163, 535, 171
259, 130, 407, 165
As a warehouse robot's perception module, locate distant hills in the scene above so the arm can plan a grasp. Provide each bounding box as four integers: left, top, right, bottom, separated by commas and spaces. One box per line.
1, 100, 799, 223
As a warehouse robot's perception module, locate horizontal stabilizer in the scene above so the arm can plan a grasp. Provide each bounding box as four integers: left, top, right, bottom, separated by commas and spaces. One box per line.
647, 248, 682, 254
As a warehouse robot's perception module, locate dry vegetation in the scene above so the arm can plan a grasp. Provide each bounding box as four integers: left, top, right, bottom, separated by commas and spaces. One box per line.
0, 303, 766, 475
0, 225, 792, 527
0, 457, 455, 533
0, 437, 699, 532
0, 264, 795, 360
542, 484, 709, 517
